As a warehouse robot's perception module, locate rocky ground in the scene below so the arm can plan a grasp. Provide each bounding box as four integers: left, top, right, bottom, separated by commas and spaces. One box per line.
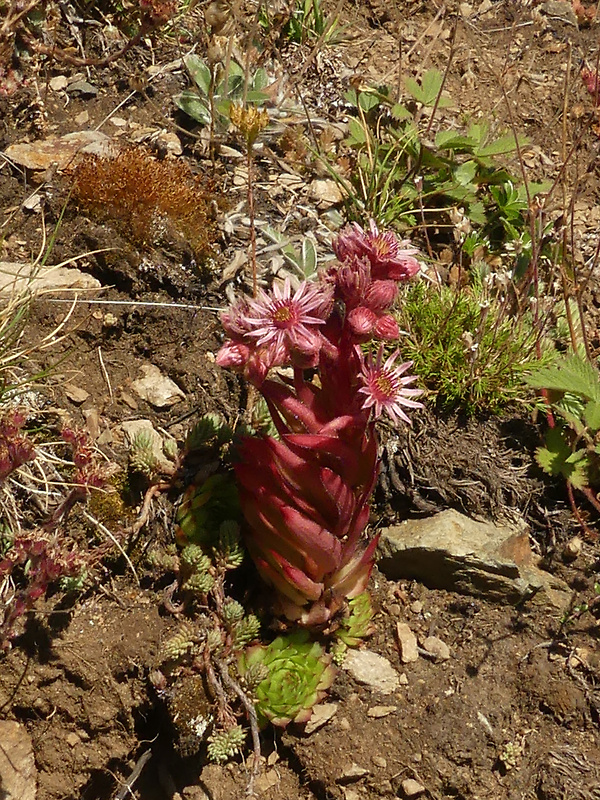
1, 0, 600, 798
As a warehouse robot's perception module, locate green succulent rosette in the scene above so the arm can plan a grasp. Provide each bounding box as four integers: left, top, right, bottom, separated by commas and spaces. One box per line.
336, 591, 375, 648
175, 473, 240, 548
239, 630, 336, 728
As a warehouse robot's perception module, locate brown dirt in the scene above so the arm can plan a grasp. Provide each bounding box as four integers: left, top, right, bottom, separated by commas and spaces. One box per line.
1, 1, 600, 798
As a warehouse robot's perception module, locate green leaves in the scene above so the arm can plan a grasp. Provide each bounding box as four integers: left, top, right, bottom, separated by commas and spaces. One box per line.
397, 280, 540, 414
405, 69, 452, 108
174, 56, 271, 128
528, 352, 600, 492
185, 53, 211, 95
526, 353, 600, 405
435, 123, 525, 159
260, 225, 319, 281
535, 427, 590, 489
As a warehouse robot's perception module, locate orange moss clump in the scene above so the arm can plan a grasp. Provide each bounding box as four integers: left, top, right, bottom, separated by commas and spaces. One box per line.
70, 147, 219, 263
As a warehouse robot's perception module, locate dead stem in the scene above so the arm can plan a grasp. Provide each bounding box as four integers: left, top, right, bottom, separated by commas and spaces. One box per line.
129, 481, 172, 537
566, 482, 598, 541
215, 657, 262, 796
247, 145, 258, 296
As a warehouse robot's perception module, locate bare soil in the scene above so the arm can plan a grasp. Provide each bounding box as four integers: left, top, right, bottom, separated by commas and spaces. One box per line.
1, 1, 600, 799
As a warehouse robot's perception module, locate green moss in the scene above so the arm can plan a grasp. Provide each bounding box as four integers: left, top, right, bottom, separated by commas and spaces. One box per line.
396, 280, 543, 414
87, 471, 136, 529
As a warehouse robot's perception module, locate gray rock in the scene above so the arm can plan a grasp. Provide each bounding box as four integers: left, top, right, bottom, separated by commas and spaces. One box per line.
402, 777, 426, 797
0, 720, 37, 800
66, 80, 98, 96
540, 0, 578, 24
343, 649, 400, 694
3, 130, 114, 171
131, 364, 185, 408
377, 509, 571, 609
421, 636, 451, 661
308, 179, 344, 208
304, 702, 338, 734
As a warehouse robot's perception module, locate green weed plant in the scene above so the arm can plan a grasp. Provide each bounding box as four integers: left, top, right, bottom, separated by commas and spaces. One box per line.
331, 73, 549, 270
526, 352, 600, 492
175, 54, 271, 129
258, 0, 341, 44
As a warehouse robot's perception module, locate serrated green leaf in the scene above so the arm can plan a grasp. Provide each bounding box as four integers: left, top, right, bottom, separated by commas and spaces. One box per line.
466, 123, 486, 147
391, 103, 412, 121
358, 92, 380, 112
467, 201, 487, 226
554, 398, 586, 436
584, 399, 600, 431
536, 427, 590, 487
535, 427, 571, 477
421, 69, 444, 103
526, 353, 600, 402
406, 70, 453, 107
404, 76, 424, 103
174, 91, 210, 125
564, 450, 591, 489
435, 130, 476, 150
454, 160, 478, 186
475, 132, 526, 158
347, 117, 367, 145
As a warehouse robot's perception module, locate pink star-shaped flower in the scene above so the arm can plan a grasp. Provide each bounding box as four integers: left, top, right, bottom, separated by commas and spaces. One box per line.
358, 345, 423, 424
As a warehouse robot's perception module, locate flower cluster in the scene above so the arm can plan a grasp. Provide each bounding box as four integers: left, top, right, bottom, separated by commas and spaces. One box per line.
217, 220, 423, 625
0, 530, 87, 649
217, 278, 334, 384
0, 411, 35, 483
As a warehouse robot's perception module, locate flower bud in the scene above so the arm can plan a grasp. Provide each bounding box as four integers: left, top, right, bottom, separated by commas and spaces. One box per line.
364, 280, 398, 311
334, 257, 371, 305
346, 307, 376, 340
374, 314, 400, 340
216, 341, 250, 370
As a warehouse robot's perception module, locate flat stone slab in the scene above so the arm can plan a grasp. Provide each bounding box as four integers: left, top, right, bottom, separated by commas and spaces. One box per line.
0, 262, 101, 295
0, 720, 37, 800
3, 130, 114, 172
377, 509, 571, 608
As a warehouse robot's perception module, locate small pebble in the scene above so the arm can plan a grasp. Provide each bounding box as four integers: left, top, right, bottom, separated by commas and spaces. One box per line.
402, 777, 426, 797
367, 705, 397, 718
563, 536, 582, 561
410, 600, 423, 614
337, 763, 368, 782
422, 636, 451, 661
396, 623, 419, 663
372, 755, 387, 768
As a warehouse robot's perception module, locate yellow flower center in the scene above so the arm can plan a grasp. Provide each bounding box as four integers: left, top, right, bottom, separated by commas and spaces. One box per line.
273, 306, 293, 323
375, 374, 394, 396
373, 238, 390, 257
